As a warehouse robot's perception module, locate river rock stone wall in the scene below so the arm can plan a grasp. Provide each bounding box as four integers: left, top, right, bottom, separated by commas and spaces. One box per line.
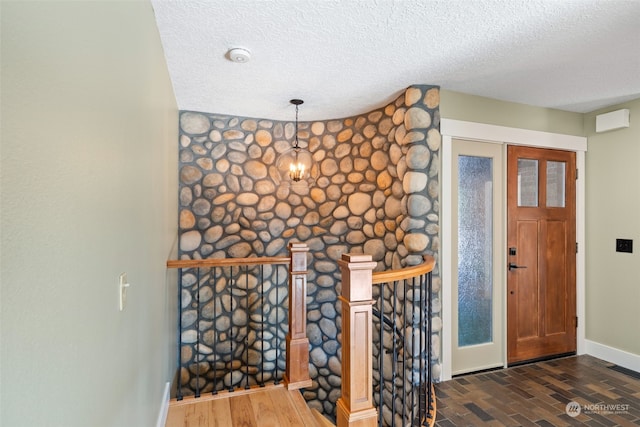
177, 85, 442, 419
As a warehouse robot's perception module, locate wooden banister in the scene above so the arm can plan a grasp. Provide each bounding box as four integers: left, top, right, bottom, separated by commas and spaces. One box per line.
285, 242, 313, 389
371, 255, 435, 284
166, 256, 290, 269
336, 253, 378, 427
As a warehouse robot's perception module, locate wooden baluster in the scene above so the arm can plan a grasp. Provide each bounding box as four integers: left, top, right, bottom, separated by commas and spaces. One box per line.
337, 253, 378, 427
285, 242, 312, 389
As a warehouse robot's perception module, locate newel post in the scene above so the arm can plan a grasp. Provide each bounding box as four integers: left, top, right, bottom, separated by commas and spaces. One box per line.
285, 242, 312, 389
337, 254, 378, 427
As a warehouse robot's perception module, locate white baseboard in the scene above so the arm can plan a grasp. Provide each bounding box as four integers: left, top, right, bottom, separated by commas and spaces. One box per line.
156, 382, 171, 427
585, 339, 640, 372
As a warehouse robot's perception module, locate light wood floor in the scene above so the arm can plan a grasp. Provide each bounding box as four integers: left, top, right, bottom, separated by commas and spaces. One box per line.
165, 386, 328, 427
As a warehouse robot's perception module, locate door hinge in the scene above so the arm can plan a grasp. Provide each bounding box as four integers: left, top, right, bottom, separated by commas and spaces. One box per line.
576, 242, 578, 253
576, 168, 579, 180
575, 316, 578, 328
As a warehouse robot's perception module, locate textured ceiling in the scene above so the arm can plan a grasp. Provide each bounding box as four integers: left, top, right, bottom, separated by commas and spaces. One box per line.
151, 0, 640, 121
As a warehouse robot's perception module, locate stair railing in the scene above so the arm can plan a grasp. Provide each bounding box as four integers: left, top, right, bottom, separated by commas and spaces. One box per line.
166, 242, 311, 401
338, 253, 436, 427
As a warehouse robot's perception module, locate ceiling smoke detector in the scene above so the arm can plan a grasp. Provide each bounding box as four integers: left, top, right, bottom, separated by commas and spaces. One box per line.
227, 48, 251, 63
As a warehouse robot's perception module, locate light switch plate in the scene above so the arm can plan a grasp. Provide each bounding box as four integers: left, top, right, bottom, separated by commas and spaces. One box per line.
616, 239, 633, 253
119, 273, 130, 311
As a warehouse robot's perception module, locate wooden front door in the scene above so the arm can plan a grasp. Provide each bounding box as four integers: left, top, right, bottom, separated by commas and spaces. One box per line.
507, 145, 576, 364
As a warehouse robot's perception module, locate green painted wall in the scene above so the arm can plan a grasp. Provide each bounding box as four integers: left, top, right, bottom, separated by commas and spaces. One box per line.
584, 98, 640, 356
0, 2, 178, 426
441, 90, 584, 136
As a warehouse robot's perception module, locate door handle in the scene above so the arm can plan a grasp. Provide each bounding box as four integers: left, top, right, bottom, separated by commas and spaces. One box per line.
509, 263, 527, 271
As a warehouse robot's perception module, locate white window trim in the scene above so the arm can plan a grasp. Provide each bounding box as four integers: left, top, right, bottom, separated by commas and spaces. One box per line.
440, 119, 587, 381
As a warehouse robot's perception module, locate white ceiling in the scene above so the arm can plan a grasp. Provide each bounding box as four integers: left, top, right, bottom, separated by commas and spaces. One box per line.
151, 0, 640, 121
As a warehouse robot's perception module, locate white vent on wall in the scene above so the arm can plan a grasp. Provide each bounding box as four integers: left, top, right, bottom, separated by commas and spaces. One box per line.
595, 109, 630, 133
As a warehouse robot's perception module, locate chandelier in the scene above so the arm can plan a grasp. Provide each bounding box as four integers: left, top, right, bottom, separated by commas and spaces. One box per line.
276, 99, 316, 188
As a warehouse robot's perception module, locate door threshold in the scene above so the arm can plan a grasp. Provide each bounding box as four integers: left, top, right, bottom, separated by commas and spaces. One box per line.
507, 352, 576, 368
452, 365, 504, 378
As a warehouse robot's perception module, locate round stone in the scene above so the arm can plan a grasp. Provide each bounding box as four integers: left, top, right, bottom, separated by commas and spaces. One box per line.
392, 108, 405, 126
405, 87, 422, 106
319, 318, 337, 339
180, 210, 195, 229
196, 158, 213, 170
275, 202, 291, 219
406, 144, 431, 169
403, 131, 425, 145
384, 197, 402, 218
180, 166, 202, 185
403, 172, 428, 193
370, 151, 389, 171
228, 242, 252, 257
347, 193, 371, 216
322, 134, 336, 150
203, 225, 223, 243
307, 323, 323, 345
352, 159, 368, 173
359, 141, 372, 158
346, 231, 366, 244
321, 158, 338, 176
257, 196, 276, 212
333, 205, 349, 219
424, 87, 440, 109
180, 112, 210, 134
211, 143, 226, 159
326, 185, 341, 200
192, 199, 211, 216
303, 212, 320, 225
378, 118, 393, 135
203, 173, 224, 187
180, 230, 201, 252
236, 193, 259, 206
209, 130, 221, 142
407, 195, 431, 216
310, 188, 326, 203
368, 110, 383, 123
265, 239, 285, 256
311, 121, 325, 135
255, 180, 276, 195
245, 160, 268, 179
404, 107, 431, 130
363, 239, 385, 261
427, 128, 441, 151
223, 129, 244, 140
404, 233, 429, 252
310, 347, 328, 367
326, 245, 348, 261
227, 151, 247, 164
337, 128, 353, 143
269, 218, 285, 237
376, 171, 393, 190
371, 191, 386, 209
216, 159, 230, 173
256, 129, 272, 147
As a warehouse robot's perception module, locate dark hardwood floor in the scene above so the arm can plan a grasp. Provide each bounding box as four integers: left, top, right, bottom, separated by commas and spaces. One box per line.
434, 355, 640, 426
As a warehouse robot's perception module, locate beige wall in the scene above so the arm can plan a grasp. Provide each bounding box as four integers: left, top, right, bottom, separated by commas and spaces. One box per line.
584, 98, 640, 356
441, 90, 584, 136
0, 2, 178, 426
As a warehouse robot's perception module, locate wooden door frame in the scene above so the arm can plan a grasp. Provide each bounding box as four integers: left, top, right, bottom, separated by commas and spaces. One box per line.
440, 119, 587, 382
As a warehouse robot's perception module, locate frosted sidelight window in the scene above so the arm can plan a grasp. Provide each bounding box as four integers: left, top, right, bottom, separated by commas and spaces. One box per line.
517, 159, 538, 207
546, 161, 566, 207
458, 155, 493, 347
